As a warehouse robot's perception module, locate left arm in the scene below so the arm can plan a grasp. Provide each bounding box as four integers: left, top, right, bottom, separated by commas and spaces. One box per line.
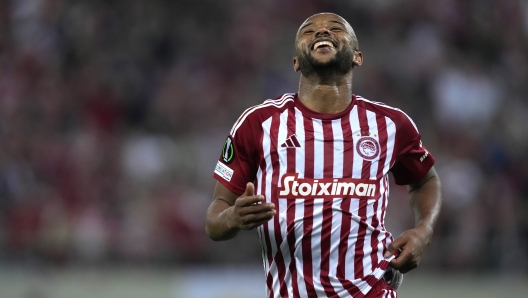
384, 166, 442, 273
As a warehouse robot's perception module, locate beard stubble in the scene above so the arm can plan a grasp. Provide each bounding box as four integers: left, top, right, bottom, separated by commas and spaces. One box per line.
297, 46, 355, 79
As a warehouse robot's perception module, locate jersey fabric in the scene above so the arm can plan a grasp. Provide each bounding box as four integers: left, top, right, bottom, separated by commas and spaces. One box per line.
213, 93, 434, 298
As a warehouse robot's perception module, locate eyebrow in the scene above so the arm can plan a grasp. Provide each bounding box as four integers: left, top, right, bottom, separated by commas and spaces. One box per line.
299, 22, 313, 31
329, 20, 346, 27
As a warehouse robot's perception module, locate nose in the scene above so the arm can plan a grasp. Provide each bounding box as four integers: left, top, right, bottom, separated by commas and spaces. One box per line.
314, 26, 330, 37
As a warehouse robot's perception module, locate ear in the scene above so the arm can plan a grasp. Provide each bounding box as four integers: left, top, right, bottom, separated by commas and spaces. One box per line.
353, 51, 363, 67
293, 57, 300, 72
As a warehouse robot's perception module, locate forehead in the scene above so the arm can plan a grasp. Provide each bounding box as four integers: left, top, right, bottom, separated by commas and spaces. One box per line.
298, 13, 351, 32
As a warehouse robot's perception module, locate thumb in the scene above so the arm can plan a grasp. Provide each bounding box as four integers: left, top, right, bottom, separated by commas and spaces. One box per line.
384, 238, 402, 258
243, 182, 255, 197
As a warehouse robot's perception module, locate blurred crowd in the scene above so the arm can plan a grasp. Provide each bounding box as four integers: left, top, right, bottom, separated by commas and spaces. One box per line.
0, 0, 527, 274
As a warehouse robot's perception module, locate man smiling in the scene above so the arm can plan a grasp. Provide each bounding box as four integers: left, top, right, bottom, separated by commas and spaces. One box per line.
206, 13, 442, 298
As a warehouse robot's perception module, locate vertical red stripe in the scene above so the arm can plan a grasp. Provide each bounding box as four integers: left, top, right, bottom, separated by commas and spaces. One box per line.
285, 109, 300, 297
301, 116, 317, 297
375, 115, 388, 181
353, 106, 371, 279
320, 119, 339, 297
269, 113, 289, 298
369, 114, 388, 270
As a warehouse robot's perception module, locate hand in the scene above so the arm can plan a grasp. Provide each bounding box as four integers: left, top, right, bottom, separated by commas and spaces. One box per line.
227, 182, 276, 230
384, 225, 433, 273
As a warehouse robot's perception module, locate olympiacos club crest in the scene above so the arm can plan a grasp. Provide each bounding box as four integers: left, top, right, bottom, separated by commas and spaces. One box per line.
356, 136, 380, 160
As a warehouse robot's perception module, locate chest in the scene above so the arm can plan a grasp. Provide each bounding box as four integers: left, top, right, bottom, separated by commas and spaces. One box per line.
260, 114, 395, 180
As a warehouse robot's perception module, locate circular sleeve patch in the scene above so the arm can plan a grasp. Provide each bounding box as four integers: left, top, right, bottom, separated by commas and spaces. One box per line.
221, 136, 235, 163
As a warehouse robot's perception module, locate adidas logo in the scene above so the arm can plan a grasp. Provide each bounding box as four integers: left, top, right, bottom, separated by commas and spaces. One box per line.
280, 134, 301, 148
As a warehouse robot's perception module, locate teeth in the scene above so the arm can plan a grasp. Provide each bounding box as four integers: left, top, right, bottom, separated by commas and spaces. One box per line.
313, 41, 334, 49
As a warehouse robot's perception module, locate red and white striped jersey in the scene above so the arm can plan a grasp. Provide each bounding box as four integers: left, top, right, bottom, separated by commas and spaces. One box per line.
213, 93, 434, 298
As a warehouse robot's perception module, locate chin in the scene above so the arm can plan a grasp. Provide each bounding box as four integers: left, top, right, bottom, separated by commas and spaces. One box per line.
311, 58, 338, 69
298, 49, 352, 76
310, 53, 336, 63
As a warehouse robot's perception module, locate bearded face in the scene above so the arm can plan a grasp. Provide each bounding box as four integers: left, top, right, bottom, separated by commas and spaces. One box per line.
296, 45, 355, 78
294, 13, 360, 79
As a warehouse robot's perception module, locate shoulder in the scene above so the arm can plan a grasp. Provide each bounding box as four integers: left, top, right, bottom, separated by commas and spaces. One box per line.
230, 93, 295, 137
355, 95, 418, 131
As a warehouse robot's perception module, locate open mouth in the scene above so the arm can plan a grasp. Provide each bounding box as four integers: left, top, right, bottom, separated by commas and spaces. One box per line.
312, 40, 335, 50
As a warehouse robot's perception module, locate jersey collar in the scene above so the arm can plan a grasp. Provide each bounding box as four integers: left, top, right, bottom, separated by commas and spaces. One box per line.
294, 93, 357, 120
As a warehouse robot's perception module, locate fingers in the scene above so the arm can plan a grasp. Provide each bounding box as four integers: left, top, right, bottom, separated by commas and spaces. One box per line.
237, 182, 274, 209
389, 248, 410, 270
384, 237, 403, 258
238, 202, 275, 216
236, 195, 265, 207
238, 182, 265, 206
238, 211, 276, 230
390, 253, 418, 273
236, 201, 276, 229
243, 182, 255, 197
386, 232, 423, 273
231, 182, 276, 230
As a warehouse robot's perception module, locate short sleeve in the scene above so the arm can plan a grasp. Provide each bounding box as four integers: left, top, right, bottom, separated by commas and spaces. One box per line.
213, 113, 260, 195
390, 114, 435, 185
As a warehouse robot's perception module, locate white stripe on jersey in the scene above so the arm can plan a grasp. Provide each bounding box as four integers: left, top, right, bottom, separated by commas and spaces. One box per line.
294, 108, 306, 178
312, 118, 324, 179
277, 110, 290, 188
312, 198, 326, 297
230, 93, 294, 137
310, 117, 326, 297
345, 198, 361, 278
380, 116, 396, 239
329, 119, 344, 274
345, 106, 362, 279
350, 107, 363, 179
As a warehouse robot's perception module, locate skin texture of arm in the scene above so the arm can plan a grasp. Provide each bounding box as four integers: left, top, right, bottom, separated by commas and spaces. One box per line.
384, 166, 442, 273
205, 181, 276, 241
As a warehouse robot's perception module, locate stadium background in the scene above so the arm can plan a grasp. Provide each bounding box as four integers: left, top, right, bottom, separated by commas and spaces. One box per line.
0, 0, 527, 297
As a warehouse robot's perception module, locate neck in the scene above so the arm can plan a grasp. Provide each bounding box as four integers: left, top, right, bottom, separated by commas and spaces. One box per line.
297, 71, 353, 114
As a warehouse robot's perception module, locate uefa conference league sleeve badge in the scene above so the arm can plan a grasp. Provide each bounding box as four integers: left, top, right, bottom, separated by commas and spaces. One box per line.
221, 136, 235, 164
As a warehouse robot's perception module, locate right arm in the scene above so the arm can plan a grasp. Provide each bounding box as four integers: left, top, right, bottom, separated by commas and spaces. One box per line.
205, 181, 276, 241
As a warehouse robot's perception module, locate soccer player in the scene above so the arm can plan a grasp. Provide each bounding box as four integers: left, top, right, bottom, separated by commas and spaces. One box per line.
205, 12, 442, 298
